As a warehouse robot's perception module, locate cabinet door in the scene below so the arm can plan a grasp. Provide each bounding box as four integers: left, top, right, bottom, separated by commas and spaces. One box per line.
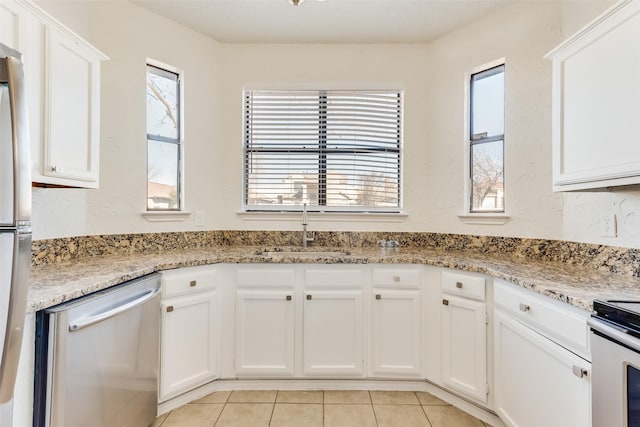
160, 290, 218, 402
0, 1, 23, 50
235, 289, 295, 376
303, 289, 364, 377
548, 1, 640, 191
494, 310, 591, 427
370, 288, 422, 378
43, 26, 101, 186
441, 294, 487, 404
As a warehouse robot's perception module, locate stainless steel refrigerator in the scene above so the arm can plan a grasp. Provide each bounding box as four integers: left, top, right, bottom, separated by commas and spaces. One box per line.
0, 42, 32, 424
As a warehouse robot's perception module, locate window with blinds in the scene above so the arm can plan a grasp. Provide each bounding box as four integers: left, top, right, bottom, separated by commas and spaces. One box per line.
243, 90, 402, 212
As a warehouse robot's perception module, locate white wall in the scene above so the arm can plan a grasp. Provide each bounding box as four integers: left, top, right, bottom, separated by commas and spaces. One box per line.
32, 0, 223, 238
31, 0, 640, 249
420, 1, 564, 239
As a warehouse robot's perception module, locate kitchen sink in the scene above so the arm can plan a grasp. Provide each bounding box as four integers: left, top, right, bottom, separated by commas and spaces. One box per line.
256, 249, 350, 257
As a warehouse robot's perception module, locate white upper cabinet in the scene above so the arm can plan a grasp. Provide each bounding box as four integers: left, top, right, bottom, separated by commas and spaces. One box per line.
0, 0, 107, 188
546, 0, 640, 191
42, 25, 103, 186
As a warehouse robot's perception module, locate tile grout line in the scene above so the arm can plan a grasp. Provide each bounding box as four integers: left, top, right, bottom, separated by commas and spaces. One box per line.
322, 390, 325, 427
415, 391, 434, 427
368, 390, 379, 427
267, 391, 278, 426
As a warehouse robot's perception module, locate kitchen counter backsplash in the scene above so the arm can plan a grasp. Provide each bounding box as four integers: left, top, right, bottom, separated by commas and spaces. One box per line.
31, 230, 640, 278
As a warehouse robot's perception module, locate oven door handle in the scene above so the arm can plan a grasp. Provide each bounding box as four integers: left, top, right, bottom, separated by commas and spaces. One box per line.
588, 317, 640, 353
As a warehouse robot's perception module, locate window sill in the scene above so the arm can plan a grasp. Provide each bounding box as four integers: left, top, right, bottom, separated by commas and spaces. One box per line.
237, 211, 408, 223
141, 211, 192, 222
457, 213, 511, 225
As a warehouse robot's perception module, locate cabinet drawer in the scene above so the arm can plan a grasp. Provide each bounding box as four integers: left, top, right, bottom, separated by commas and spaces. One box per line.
162, 266, 216, 298
236, 268, 295, 288
441, 271, 485, 301
305, 268, 364, 288
372, 267, 421, 289
494, 279, 590, 357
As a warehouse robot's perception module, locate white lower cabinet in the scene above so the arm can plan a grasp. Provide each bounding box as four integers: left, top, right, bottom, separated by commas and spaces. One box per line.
303, 289, 364, 376
369, 267, 423, 378
234, 267, 296, 377
235, 289, 295, 376
440, 271, 488, 404
160, 266, 219, 402
494, 310, 591, 427
441, 294, 487, 403
156, 263, 594, 427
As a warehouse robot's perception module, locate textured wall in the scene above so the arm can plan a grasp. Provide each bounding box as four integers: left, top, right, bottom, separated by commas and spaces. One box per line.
31, 0, 638, 249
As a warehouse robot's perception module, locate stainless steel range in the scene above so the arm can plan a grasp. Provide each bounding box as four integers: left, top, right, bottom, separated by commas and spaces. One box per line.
589, 300, 640, 427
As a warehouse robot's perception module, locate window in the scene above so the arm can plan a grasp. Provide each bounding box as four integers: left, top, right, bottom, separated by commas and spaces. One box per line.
469, 64, 505, 212
243, 90, 402, 212
146, 64, 181, 211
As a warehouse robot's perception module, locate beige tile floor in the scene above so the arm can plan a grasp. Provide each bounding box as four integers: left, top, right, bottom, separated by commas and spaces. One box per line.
151, 390, 491, 427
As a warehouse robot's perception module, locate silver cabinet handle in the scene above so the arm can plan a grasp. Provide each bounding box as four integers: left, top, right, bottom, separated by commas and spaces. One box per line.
69, 289, 160, 331
456, 281, 463, 289
442, 299, 449, 306
306, 294, 312, 300
375, 294, 381, 300
286, 295, 292, 301
572, 365, 588, 378
519, 303, 530, 312
51, 165, 63, 174
190, 280, 197, 287
166, 305, 174, 313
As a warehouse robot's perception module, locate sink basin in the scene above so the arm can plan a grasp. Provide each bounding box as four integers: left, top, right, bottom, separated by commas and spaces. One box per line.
257, 250, 349, 257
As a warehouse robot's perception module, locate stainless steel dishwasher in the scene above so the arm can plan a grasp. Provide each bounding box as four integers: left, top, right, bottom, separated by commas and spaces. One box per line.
34, 273, 160, 427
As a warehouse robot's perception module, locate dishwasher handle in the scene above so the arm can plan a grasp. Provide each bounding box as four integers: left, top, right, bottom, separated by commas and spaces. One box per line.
69, 288, 160, 332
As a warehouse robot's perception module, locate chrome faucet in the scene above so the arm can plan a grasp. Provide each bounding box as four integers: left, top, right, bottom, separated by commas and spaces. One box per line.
302, 203, 314, 248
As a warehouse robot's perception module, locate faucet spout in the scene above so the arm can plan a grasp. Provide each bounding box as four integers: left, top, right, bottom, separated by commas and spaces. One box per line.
302, 203, 314, 248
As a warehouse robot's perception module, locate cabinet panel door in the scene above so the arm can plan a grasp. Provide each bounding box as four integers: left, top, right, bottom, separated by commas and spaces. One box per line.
494, 310, 591, 427
235, 289, 295, 376
44, 27, 100, 185
303, 289, 364, 377
549, 1, 640, 190
441, 295, 487, 403
0, 2, 21, 50
160, 290, 218, 402
370, 289, 422, 377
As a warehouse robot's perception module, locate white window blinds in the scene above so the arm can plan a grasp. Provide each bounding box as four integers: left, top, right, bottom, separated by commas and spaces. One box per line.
243, 90, 402, 211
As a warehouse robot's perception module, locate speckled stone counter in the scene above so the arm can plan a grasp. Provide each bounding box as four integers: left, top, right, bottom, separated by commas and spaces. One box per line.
28, 244, 640, 313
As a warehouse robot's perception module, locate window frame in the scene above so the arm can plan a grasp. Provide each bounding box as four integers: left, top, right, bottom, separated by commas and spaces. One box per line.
242, 89, 403, 213
145, 62, 183, 212
468, 62, 505, 214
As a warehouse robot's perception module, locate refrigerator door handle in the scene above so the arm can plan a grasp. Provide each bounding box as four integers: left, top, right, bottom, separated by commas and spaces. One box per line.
0, 231, 31, 403
0, 51, 31, 227
4, 54, 32, 226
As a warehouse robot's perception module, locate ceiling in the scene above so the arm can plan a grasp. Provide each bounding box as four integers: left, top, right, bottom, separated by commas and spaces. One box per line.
132, 0, 510, 44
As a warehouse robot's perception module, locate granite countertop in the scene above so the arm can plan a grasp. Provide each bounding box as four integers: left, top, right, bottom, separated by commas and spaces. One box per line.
28, 245, 640, 313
